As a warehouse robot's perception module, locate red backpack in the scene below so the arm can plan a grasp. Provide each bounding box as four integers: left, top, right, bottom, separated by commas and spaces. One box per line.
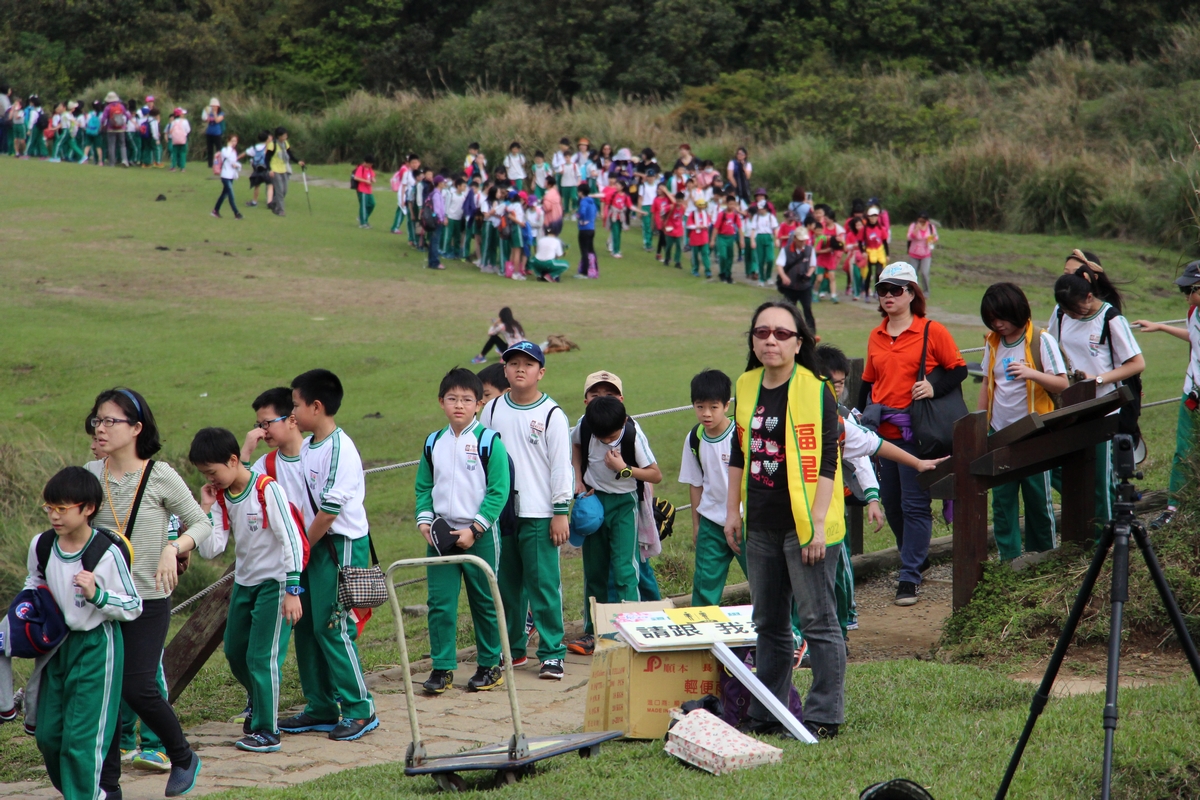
216, 468, 310, 569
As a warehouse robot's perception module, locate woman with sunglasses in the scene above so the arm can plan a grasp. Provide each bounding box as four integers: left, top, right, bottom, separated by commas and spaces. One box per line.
85, 388, 211, 797
857, 263, 966, 607
724, 301, 845, 740
1134, 260, 1200, 531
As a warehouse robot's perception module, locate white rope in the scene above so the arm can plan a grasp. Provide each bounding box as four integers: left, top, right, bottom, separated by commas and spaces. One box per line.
171, 571, 235, 615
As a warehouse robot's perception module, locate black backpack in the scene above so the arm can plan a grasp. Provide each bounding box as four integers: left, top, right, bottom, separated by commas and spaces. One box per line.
579, 416, 643, 497
35, 527, 133, 578
420, 190, 438, 231
1056, 306, 1142, 445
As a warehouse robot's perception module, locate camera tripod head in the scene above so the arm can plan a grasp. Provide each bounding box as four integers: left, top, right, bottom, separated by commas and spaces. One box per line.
1110, 434, 1143, 516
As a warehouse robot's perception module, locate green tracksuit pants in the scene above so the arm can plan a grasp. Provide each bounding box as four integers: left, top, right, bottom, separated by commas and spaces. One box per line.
406, 201, 419, 245
835, 540, 856, 636
691, 515, 746, 607
426, 529, 502, 670
86, 134, 104, 163
170, 144, 187, 170
641, 205, 653, 249
750, 233, 774, 279
442, 218, 464, 258
610, 222, 622, 255
357, 191, 376, 226
126, 133, 140, 163
392, 206, 405, 233
37, 621, 123, 800
1168, 398, 1195, 506
119, 661, 166, 753
691, 243, 712, 277
561, 186, 578, 215
716, 234, 737, 280
498, 518, 566, 662
226, 581, 292, 734
295, 535, 374, 720
992, 470, 1056, 561
529, 259, 569, 280
582, 491, 638, 634
663, 235, 684, 268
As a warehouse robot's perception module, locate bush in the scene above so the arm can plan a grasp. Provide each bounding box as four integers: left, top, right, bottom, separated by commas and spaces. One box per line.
1016, 157, 1103, 234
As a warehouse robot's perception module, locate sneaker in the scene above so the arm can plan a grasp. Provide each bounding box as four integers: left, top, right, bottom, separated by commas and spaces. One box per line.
471, 355, 487, 364
1150, 509, 1176, 530
243, 715, 253, 736
210, 210, 221, 218
0, 706, 16, 723
804, 721, 840, 740
525, 610, 535, 636
230, 701, 252, 724
120, 747, 138, 761
133, 749, 171, 772
278, 712, 339, 733
919, 558, 932, 576
830, 295, 840, 304
164, 751, 201, 797
512, 273, 526, 280
329, 714, 379, 741
467, 665, 504, 692
235, 213, 244, 220
422, 669, 453, 695
247, 201, 258, 207
792, 640, 809, 670
566, 634, 595, 655
895, 580, 919, 606
235, 731, 281, 753
539, 659, 565, 680
846, 620, 859, 631
613, 253, 623, 259
503, 655, 529, 668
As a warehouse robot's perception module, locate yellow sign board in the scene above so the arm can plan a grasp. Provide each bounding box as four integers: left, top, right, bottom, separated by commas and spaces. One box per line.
663, 606, 729, 625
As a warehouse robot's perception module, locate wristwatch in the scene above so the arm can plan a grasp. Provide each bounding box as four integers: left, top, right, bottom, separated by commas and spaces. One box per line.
618, 466, 633, 480
285, 586, 305, 596
1095, 375, 1105, 386
470, 522, 485, 541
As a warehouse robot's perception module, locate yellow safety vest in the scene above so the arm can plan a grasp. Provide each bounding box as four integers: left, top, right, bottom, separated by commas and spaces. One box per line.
734, 366, 845, 547
983, 320, 1057, 429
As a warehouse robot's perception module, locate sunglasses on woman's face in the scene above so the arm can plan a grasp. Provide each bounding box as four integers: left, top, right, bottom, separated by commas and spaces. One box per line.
875, 284, 908, 297
752, 326, 799, 341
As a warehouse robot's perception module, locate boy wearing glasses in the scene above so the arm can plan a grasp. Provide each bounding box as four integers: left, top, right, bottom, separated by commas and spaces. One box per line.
415, 368, 511, 695
1134, 260, 1200, 530
241, 387, 308, 516
25, 467, 142, 800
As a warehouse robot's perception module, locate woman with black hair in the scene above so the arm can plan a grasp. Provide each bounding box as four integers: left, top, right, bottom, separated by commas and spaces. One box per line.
724, 301, 845, 740
86, 388, 211, 797
726, 147, 752, 209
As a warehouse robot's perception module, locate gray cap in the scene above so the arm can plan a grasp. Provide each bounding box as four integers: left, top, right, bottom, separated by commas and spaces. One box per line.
1174, 260, 1200, 287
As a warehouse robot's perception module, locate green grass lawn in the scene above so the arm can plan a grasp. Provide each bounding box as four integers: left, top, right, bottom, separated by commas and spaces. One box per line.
2, 158, 1198, 795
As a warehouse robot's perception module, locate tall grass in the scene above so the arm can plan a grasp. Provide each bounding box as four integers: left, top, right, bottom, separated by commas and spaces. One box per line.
0, 434, 69, 599
75, 28, 1200, 249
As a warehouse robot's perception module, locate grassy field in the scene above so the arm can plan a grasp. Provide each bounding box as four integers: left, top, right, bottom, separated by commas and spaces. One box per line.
1, 157, 1198, 794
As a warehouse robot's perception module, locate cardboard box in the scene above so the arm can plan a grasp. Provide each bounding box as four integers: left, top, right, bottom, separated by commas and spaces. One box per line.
585, 637, 718, 740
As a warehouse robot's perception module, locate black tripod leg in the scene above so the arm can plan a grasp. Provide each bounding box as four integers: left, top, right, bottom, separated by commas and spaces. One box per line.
1101, 522, 1130, 800
1131, 523, 1200, 684
995, 525, 1115, 800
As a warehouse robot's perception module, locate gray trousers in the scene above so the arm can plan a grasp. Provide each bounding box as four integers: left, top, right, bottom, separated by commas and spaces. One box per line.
106, 131, 128, 166
747, 528, 846, 726
271, 172, 290, 215
913, 256, 932, 295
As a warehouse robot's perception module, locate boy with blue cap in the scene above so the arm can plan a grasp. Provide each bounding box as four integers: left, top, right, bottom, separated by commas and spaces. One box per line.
481, 342, 572, 679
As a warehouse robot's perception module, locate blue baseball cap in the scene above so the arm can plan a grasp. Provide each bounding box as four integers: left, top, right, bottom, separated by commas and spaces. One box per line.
502, 341, 545, 367
569, 493, 604, 546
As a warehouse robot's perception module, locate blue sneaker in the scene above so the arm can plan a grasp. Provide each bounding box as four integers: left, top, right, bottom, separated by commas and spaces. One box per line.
329, 714, 379, 741
236, 731, 282, 753
132, 749, 171, 772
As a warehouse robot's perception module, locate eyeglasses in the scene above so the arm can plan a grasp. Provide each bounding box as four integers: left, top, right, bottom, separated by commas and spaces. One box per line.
42, 502, 83, 515
875, 284, 909, 297
253, 415, 288, 430
751, 326, 799, 342
1180, 284, 1200, 295
89, 416, 133, 430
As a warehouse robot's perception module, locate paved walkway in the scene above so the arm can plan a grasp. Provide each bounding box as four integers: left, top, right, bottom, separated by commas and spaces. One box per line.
1, 653, 593, 798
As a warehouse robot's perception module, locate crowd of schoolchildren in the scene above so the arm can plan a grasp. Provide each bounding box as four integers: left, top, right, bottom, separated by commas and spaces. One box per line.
361, 141, 941, 291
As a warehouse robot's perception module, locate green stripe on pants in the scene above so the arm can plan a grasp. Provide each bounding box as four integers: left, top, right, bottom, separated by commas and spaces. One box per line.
295, 535, 374, 720
426, 529, 502, 669
691, 515, 746, 607
717, 234, 736, 279
991, 470, 1056, 560
226, 581, 292, 734
835, 541, 856, 635
357, 192, 376, 226
582, 491, 638, 634
498, 517, 566, 661
37, 621, 122, 800
641, 205, 653, 249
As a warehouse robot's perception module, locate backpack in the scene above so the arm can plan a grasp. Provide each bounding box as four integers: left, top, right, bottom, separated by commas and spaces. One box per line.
1056, 306, 1142, 444
215, 470, 311, 569
107, 105, 127, 131
85, 113, 102, 136
420, 191, 438, 231
578, 416, 662, 547
250, 144, 267, 169
33, 112, 49, 132
138, 118, 151, 138
424, 426, 518, 537
35, 526, 134, 583
350, 171, 359, 192
688, 424, 705, 475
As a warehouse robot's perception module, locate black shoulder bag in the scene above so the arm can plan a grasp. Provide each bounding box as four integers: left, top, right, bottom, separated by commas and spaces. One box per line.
908, 322, 968, 458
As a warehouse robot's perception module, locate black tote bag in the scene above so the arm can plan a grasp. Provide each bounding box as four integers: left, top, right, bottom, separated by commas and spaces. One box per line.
909, 322, 968, 458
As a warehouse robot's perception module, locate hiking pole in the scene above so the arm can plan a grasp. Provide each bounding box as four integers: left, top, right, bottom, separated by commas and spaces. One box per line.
302, 165, 312, 215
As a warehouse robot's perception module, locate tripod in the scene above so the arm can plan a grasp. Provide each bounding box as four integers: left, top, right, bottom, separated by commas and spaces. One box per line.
996, 475, 1200, 800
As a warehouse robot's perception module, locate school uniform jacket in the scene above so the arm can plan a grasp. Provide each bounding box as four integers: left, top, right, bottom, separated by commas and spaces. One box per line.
301, 429, 369, 539
26, 531, 142, 630
415, 420, 511, 532
482, 393, 572, 518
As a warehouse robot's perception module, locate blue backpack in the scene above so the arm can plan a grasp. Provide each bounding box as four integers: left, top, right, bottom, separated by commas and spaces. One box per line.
84, 113, 101, 136
423, 426, 518, 537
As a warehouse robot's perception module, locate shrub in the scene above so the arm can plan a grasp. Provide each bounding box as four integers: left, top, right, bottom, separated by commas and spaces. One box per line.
1016, 157, 1103, 234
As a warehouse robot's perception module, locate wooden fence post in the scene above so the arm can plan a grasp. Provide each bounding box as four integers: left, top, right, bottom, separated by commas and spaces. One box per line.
162, 564, 235, 703
952, 411, 990, 610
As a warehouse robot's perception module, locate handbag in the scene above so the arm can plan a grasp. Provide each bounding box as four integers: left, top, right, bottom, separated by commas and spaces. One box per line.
909, 322, 968, 458
305, 482, 389, 613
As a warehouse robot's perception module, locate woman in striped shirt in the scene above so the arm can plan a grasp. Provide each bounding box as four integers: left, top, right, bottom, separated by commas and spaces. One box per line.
86, 388, 212, 798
